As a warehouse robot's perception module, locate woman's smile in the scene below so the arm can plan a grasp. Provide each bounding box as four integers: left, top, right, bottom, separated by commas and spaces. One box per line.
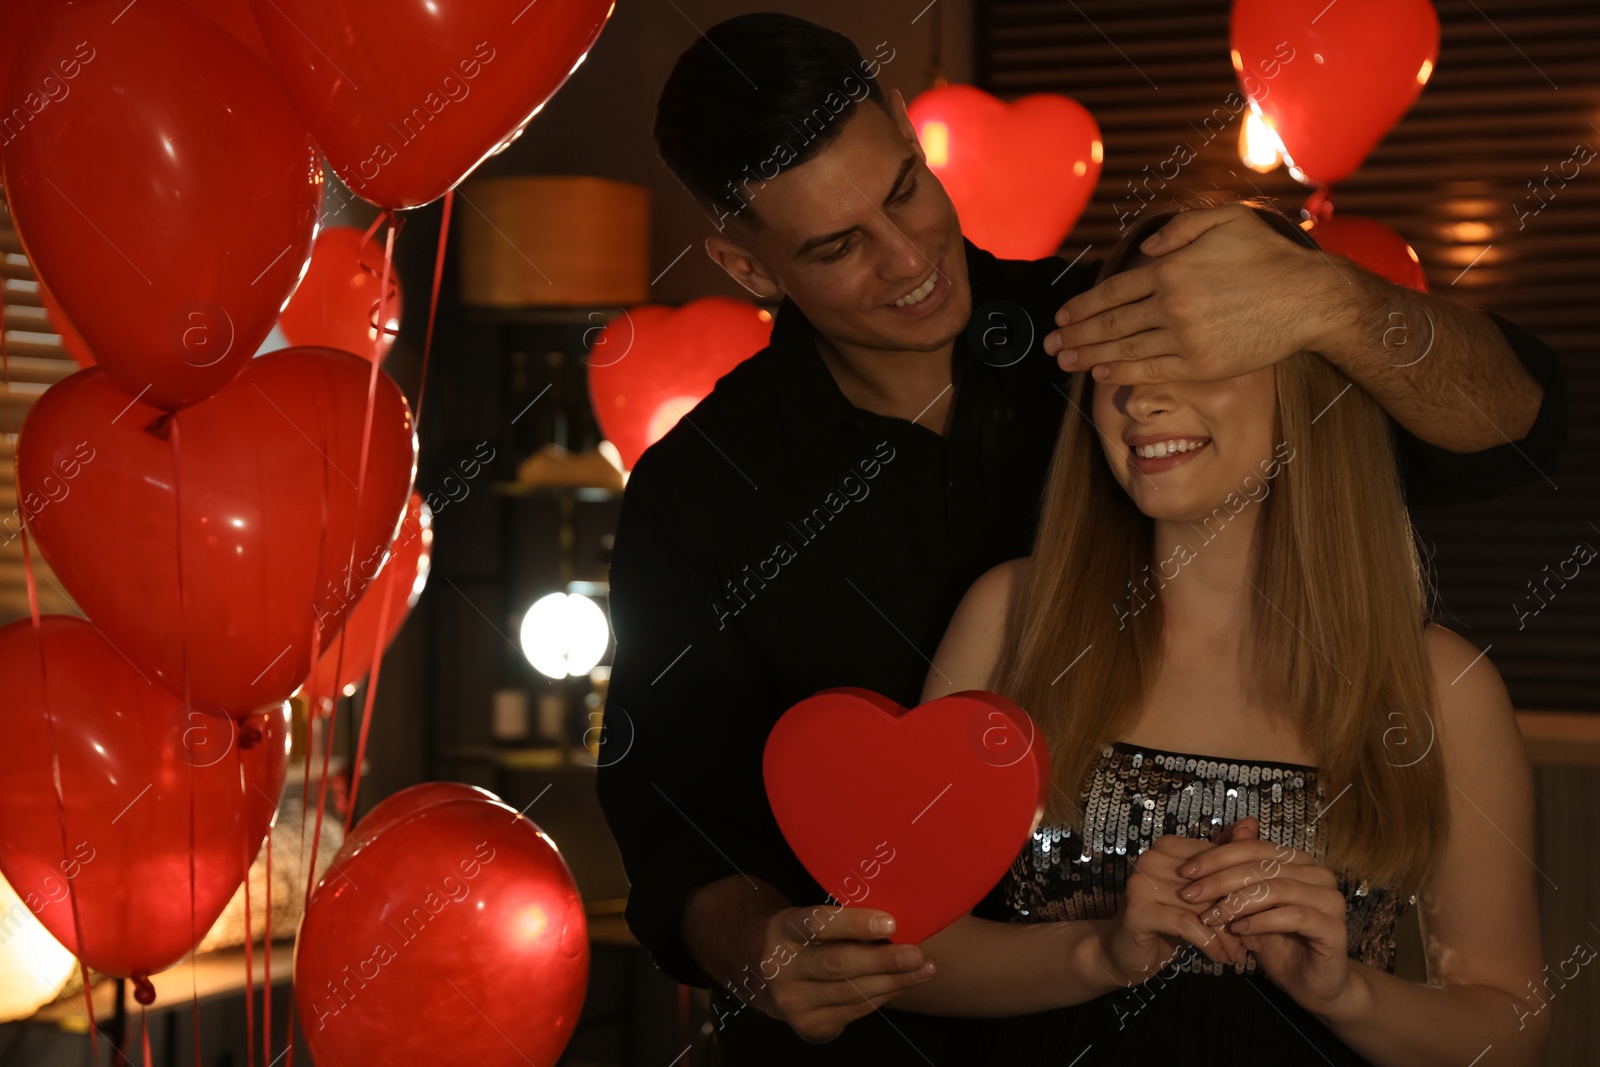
1124, 432, 1213, 476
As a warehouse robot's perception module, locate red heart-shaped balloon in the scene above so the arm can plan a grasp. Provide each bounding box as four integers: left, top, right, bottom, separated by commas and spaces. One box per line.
764, 687, 1049, 944
296, 796, 589, 1066
908, 84, 1102, 260
279, 225, 404, 363
1309, 213, 1428, 292
0, 615, 289, 982
586, 298, 775, 471
15, 347, 416, 716
306, 492, 431, 703
250, 0, 615, 209
1232, 0, 1439, 186
3, 0, 322, 411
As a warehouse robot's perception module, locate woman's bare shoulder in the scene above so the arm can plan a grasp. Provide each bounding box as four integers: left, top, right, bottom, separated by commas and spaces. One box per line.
921, 557, 1032, 701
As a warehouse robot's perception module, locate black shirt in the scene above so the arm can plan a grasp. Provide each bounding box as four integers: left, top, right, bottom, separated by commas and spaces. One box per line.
593, 237, 1567, 1065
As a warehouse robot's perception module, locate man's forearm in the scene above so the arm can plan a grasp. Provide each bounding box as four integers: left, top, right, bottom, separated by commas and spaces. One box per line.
682, 874, 791, 997
1311, 257, 1542, 452
1318, 960, 1549, 1067
894, 917, 1126, 1017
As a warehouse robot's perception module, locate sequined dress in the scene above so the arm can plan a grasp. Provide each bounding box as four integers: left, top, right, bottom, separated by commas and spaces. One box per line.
952, 740, 1417, 1066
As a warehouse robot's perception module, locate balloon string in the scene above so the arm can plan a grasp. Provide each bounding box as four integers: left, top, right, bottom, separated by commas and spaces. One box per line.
323, 212, 398, 706
140, 1004, 151, 1065
241, 743, 256, 1067
282, 364, 339, 1067
357, 213, 404, 347
168, 416, 204, 1066
344, 190, 448, 831
344, 557, 398, 830
414, 189, 452, 431
18, 526, 99, 1054
262, 817, 273, 1067
8, 186, 97, 1055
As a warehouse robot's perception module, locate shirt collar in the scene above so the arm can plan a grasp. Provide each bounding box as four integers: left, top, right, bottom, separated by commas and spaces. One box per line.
771, 236, 1009, 454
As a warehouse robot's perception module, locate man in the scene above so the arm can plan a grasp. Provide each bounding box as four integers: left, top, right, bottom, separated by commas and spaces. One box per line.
594, 13, 1566, 1065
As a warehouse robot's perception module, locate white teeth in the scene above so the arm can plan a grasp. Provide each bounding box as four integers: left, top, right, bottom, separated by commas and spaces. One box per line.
892, 274, 937, 307
1133, 438, 1208, 459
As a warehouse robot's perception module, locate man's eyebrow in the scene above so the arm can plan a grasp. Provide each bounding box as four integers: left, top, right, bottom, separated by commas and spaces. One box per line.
793, 155, 919, 259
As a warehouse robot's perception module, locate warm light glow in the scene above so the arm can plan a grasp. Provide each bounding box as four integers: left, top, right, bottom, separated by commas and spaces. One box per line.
1073, 160, 1087, 177
516, 903, 550, 942
645, 395, 699, 448
1230, 48, 1244, 72
520, 593, 609, 679
0, 877, 77, 1022
921, 121, 950, 168
1450, 221, 1493, 243
1240, 111, 1284, 172
1090, 139, 1104, 164
1417, 59, 1434, 85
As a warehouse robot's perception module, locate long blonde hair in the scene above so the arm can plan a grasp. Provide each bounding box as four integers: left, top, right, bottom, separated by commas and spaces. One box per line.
993, 203, 1449, 893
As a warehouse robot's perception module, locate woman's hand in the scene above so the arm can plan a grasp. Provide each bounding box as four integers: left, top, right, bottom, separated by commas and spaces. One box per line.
1179, 836, 1353, 1015
1098, 816, 1259, 987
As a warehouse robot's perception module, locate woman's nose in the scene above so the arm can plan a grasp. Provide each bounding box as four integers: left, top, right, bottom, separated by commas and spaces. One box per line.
1124, 382, 1178, 419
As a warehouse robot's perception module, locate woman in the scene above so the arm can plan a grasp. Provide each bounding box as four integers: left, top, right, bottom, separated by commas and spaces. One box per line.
891, 204, 1548, 1066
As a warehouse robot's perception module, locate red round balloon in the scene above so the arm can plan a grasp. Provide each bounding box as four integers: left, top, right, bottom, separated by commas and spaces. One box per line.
2, 0, 321, 412
280, 226, 404, 362
307, 492, 431, 700
339, 782, 500, 860
15, 347, 417, 717
0, 616, 289, 981
250, 0, 614, 209
587, 298, 775, 471
907, 84, 1102, 260
1231, 0, 1439, 186
295, 796, 589, 1066
1308, 214, 1428, 292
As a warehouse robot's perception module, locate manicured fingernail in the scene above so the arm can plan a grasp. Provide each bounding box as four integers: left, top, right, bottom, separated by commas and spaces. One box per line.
895, 948, 920, 970
1043, 333, 1060, 355
1180, 884, 1201, 900
1180, 862, 1199, 877
871, 914, 895, 936
1060, 349, 1078, 367
1092, 365, 1110, 380
1232, 919, 1251, 933
915, 961, 936, 980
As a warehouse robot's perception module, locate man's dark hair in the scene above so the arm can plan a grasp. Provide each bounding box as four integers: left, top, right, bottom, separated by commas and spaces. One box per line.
654, 13, 891, 231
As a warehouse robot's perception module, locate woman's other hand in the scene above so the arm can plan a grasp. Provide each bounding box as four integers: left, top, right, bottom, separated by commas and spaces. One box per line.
1180, 834, 1353, 1015
1098, 815, 1260, 986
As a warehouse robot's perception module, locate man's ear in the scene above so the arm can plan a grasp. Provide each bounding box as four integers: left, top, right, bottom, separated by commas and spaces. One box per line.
705, 234, 782, 300
887, 89, 926, 166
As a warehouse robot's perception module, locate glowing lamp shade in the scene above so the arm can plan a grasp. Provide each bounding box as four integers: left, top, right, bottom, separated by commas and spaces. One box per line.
586, 298, 773, 471
1231, 0, 1438, 186
907, 84, 1101, 260
521, 593, 609, 679
0, 875, 77, 1022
